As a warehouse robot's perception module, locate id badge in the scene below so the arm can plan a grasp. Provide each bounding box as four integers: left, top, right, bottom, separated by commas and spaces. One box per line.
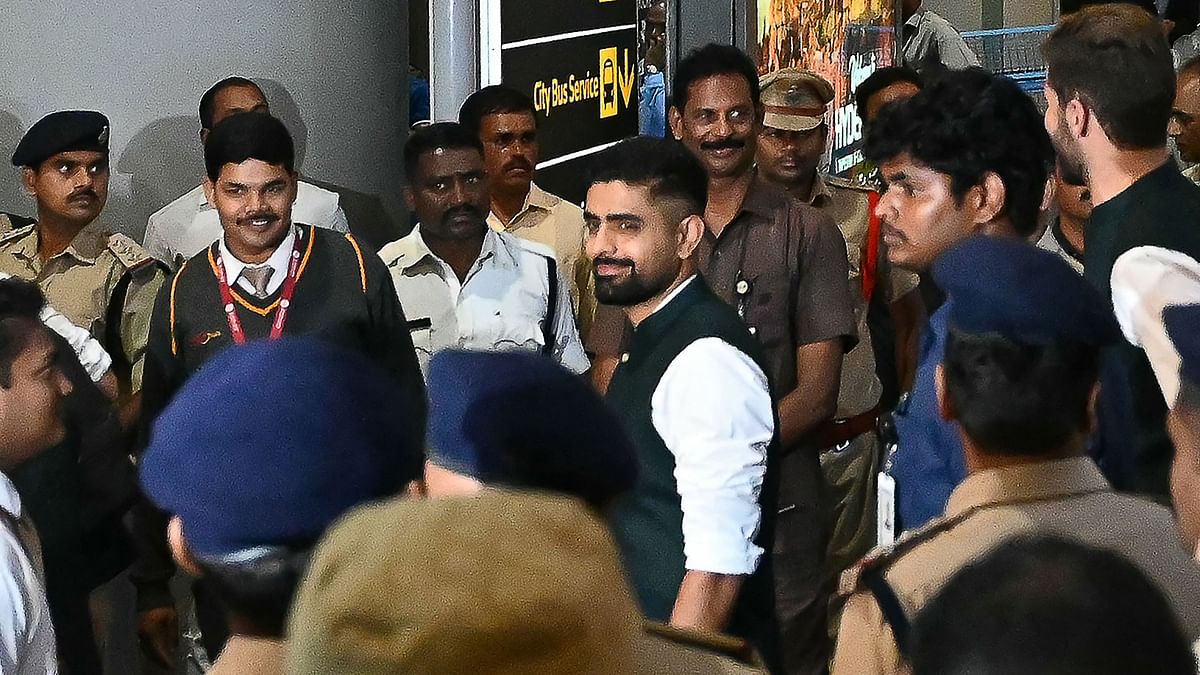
877, 472, 897, 547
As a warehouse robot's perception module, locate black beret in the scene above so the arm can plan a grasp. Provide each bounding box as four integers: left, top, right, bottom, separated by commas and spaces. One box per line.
12, 110, 110, 168
933, 235, 1120, 346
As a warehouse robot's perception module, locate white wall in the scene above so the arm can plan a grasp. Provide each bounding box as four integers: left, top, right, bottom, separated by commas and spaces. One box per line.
0, 1, 409, 248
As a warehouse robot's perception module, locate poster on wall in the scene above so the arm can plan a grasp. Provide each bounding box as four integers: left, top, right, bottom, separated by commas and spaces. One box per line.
482, 0, 640, 202
755, 0, 896, 181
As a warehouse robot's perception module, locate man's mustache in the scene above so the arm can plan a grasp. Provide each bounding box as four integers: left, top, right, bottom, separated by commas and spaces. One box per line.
593, 256, 635, 271
700, 138, 745, 151
442, 205, 484, 224
237, 212, 280, 225
68, 189, 98, 201
503, 158, 534, 172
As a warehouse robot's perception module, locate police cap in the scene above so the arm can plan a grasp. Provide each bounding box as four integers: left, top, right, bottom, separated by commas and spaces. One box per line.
12, 110, 110, 168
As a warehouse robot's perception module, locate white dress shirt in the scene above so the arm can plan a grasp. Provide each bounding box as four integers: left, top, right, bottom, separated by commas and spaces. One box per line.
0, 473, 57, 674
0, 272, 112, 382
217, 226, 297, 297
144, 182, 348, 268
379, 226, 589, 377
648, 277, 772, 576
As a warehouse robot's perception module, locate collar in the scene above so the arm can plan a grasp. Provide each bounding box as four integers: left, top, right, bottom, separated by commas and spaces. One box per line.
652, 275, 698, 315
905, 7, 927, 27
387, 225, 502, 275
739, 172, 790, 220
0, 471, 22, 520
945, 456, 1110, 519
218, 225, 297, 286
809, 173, 833, 208
1051, 218, 1085, 264
496, 182, 559, 226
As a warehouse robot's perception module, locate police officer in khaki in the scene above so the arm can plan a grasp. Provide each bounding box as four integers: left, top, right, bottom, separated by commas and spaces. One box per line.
1, 111, 164, 422
831, 237, 1200, 674
755, 69, 924, 578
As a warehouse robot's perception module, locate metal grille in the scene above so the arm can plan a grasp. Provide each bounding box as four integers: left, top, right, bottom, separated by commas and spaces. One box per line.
961, 25, 1054, 75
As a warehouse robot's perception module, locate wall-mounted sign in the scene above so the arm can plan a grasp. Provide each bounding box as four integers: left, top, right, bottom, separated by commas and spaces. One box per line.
482, 0, 640, 202
756, 0, 897, 182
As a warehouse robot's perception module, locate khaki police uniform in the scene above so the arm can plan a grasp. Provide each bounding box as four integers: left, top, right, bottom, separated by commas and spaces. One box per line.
831, 457, 1200, 674
0, 222, 164, 391
636, 623, 767, 674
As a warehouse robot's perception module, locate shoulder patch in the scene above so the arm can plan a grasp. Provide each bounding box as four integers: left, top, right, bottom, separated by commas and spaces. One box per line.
0, 223, 35, 245
838, 513, 965, 597
106, 233, 157, 271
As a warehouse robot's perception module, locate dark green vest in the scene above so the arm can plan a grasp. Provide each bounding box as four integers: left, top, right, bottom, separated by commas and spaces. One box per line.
607, 278, 778, 647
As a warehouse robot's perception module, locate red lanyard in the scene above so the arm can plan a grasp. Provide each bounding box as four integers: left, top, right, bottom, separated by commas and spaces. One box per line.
213, 229, 304, 345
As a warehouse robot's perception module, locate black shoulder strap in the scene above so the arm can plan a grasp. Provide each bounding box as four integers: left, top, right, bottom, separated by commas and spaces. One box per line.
105, 271, 136, 379
862, 565, 912, 659
543, 255, 558, 356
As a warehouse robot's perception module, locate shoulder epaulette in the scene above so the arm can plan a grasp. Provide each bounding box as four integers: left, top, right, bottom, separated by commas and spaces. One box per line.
838, 512, 965, 597
106, 233, 158, 272
825, 175, 874, 192
0, 223, 35, 245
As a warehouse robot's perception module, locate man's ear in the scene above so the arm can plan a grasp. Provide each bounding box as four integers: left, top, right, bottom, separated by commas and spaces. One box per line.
199, 128, 209, 146
1086, 380, 1102, 437
167, 516, 204, 578
1065, 97, 1090, 139
668, 106, 684, 141
935, 363, 956, 422
971, 172, 1008, 226
678, 213, 705, 260
201, 176, 217, 208
403, 186, 416, 212
20, 167, 36, 197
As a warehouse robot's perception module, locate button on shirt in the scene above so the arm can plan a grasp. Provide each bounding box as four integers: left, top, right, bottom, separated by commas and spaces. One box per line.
144, 182, 348, 268
649, 277, 772, 574
0, 472, 57, 675
379, 226, 589, 377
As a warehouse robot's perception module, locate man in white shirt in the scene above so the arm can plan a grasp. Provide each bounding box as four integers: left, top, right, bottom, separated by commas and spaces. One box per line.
901, 0, 980, 72
459, 86, 595, 336
583, 137, 780, 670
0, 278, 77, 674
143, 76, 348, 268
380, 122, 587, 376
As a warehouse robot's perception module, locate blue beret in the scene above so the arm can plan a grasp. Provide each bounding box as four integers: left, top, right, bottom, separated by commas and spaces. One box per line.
12, 111, 110, 167
933, 236, 1119, 345
140, 338, 423, 558
1164, 304, 1200, 389
426, 350, 637, 509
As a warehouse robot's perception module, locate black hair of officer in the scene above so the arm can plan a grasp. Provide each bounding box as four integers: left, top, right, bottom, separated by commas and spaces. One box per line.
910, 535, 1195, 675
203, 112, 295, 182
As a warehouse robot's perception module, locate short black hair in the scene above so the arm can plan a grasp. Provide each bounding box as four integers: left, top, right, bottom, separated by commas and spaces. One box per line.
1060, 0, 1158, 15
1043, 3, 1175, 150
198, 547, 310, 638
403, 122, 484, 184
587, 137, 709, 221
671, 44, 761, 112
203, 112, 295, 182
458, 85, 538, 139
0, 279, 46, 389
199, 77, 264, 131
854, 66, 923, 122
943, 327, 1100, 456
912, 536, 1194, 675
864, 68, 1053, 236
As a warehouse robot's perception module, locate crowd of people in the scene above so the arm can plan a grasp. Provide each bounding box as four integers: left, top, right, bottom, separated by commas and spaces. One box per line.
2, 1, 1200, 674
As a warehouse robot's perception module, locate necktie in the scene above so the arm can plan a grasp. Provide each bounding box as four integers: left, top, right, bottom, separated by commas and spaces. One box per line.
241, 266, 274, 299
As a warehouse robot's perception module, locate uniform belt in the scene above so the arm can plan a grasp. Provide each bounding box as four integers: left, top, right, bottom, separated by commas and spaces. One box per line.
812, 405, 880, 449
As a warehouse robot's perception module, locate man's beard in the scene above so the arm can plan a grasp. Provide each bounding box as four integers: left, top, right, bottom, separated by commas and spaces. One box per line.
592, 258, 676, 307
1053, 114, 1089, 187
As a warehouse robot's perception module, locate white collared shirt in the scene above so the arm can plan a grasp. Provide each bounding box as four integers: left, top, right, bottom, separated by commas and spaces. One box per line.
646, 276, 772, 575
0, 472, 57, 674
144, 182, 348, 268
379, 226, 589, 376
217, 226, 297, 297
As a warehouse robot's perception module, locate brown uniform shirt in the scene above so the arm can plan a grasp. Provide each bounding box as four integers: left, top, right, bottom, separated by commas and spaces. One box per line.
588, 174, 856, 396
0, 222, 165, 391
832, 457, 1200, 674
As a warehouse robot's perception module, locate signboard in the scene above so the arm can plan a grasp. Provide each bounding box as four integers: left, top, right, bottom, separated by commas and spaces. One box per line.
483, 0, 640, 202
756, 0, 896, 181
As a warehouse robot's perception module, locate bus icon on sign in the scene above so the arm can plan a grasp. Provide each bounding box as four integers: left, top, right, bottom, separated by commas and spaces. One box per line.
600, 48, 619, 119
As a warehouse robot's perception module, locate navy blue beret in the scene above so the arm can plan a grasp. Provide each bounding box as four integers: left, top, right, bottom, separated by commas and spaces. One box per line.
426, 350, 637, 510
933, 236, 1119, 345
12, 111, 110, 167
140, 338, 423, 558
1164, 304, 1200, 389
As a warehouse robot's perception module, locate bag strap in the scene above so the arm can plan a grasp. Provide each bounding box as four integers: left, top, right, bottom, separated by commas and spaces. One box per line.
543, 256, 558, 356
862, 565, 912, 659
